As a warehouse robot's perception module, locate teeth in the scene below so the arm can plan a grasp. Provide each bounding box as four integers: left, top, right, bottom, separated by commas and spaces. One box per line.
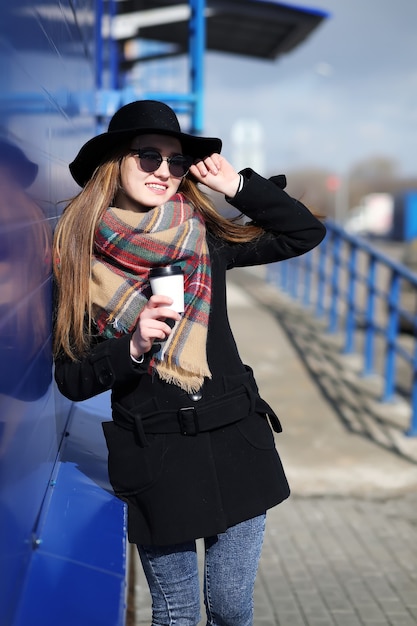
147, 184, 166, 191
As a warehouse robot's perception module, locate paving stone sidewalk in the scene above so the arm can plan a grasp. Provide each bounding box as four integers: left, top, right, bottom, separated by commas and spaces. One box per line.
128, 268, 417, 626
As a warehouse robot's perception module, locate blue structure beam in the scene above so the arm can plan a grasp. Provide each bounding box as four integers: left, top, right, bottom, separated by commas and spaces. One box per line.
0, 2, 327, 134
189, 0, 205, 133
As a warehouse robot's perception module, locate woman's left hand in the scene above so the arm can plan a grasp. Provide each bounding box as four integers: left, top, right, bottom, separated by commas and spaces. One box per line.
189, 154, 241, 198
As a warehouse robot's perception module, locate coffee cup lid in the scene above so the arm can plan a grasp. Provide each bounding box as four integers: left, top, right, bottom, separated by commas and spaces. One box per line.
149, 265, 184, 278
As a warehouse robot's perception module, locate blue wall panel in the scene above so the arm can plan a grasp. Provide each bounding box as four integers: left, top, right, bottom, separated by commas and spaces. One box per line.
0, 1, 103, 623
13, 395, 127, 626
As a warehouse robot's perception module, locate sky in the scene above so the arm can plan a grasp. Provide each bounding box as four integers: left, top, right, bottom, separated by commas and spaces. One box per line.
200, 0, 417, 179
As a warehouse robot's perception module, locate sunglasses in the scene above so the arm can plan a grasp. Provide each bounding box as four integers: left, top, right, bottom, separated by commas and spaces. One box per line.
130, 148, 194, 178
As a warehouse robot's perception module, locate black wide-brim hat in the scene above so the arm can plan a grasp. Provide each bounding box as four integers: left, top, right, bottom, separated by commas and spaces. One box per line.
69, 100, 222, 187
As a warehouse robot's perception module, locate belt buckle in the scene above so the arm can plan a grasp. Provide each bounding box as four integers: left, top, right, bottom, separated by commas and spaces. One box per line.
178, 406, 199, 436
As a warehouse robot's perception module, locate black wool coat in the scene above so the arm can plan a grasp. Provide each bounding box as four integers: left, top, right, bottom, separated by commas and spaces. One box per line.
54, 169, 326, 546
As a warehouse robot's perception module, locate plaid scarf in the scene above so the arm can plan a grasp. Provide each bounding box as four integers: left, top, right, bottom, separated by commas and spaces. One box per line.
90, 194, 212, 393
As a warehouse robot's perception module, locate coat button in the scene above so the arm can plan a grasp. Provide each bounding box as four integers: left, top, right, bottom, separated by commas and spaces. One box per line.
188, 390, 203, 402
98, 368, 114, 387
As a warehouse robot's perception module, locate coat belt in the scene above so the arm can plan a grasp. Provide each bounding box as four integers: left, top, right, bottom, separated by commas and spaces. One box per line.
112, 384, 254, 447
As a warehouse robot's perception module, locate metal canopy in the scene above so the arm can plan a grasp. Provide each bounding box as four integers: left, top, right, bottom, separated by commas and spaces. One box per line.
115, 0, 327, 61
0, 0, 327, 131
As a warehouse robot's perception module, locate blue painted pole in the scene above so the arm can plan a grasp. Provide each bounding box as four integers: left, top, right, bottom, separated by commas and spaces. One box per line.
95, 0, 105, 132
328, 236, 341, 333
95, 0, 103, 91
281, 261, 288, 292
316, 233, 328, 318
363, 256, 377, 376
290, 260, 298, 299
408, 343, 417, 436
382, 273, 400, 401
344, 243, 358, 354
302, 252, 312, 308
189, 0, 205, 132
109, 0, 119, 90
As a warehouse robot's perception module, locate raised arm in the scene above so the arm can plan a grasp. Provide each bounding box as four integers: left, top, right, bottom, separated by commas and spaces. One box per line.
191, 154, 326, 267
229, 168, 326, 256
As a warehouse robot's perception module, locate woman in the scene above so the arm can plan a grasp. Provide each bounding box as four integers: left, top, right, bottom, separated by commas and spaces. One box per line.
53, 100, 326, 625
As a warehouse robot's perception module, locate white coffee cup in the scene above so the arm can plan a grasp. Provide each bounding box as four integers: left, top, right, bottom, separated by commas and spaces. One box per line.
149, 266, 185, 313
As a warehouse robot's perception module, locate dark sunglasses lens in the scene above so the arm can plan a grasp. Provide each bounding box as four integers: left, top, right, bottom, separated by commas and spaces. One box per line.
135, 150, 192, 177
169, 156, 192, 177
138, 151, 162, 172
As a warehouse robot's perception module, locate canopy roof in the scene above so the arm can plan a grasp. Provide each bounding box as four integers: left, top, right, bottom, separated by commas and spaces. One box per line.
115, 0, 327, 61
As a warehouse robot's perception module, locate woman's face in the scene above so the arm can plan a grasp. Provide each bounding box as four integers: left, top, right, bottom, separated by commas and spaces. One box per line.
115, 134, 188, 212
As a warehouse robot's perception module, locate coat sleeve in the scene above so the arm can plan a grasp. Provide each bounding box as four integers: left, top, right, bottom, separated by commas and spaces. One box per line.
223, 168, 326, 268
54, 333, 147, 402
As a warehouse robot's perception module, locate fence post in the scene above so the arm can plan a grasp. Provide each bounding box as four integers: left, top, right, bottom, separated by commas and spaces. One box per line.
409, 345, 417, 436
328, 235, 341, 333
316, 233, 328, 318
344, 243, 358, 354
382, 272, 400, 402
363, 255, 377, 376
302, 252, 312, 308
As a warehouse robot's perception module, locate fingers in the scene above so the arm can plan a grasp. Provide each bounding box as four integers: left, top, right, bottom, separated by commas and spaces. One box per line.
140, 297, 181, 339
140, 318, 175, 341
191, 153, 222, 177
142, 295, 181, 318
131, 295, 182, 355
144, 294, 175, 310
189, 154, 240, 197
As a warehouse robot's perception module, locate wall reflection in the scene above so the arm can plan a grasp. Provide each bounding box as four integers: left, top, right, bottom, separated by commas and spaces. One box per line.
0, 1, 96, 622
0, 140, 52, 411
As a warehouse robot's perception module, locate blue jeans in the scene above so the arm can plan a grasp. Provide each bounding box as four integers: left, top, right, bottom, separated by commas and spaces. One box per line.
137, 514, 266, 626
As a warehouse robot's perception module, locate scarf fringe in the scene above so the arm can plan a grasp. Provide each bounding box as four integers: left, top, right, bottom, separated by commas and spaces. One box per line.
156, 361, 212, 394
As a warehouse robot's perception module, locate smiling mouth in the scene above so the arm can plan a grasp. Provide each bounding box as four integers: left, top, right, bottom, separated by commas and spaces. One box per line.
146, 183, 168, 191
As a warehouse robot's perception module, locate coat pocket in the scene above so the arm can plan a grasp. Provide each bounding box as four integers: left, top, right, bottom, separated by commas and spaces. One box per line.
102, 421, 165, 497
236, 411, 277, 450
235, 393, 282, 450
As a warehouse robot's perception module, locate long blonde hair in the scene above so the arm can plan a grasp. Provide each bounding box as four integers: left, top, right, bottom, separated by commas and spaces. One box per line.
1, 170, 52, 360
53, 151, 263, 360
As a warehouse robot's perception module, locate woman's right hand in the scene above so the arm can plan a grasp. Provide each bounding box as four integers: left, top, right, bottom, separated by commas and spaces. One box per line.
130, 295, 181, 359
189, 153, 241, 198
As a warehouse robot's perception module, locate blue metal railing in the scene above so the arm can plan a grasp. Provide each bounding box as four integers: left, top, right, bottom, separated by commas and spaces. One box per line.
267, 220, 417, 436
